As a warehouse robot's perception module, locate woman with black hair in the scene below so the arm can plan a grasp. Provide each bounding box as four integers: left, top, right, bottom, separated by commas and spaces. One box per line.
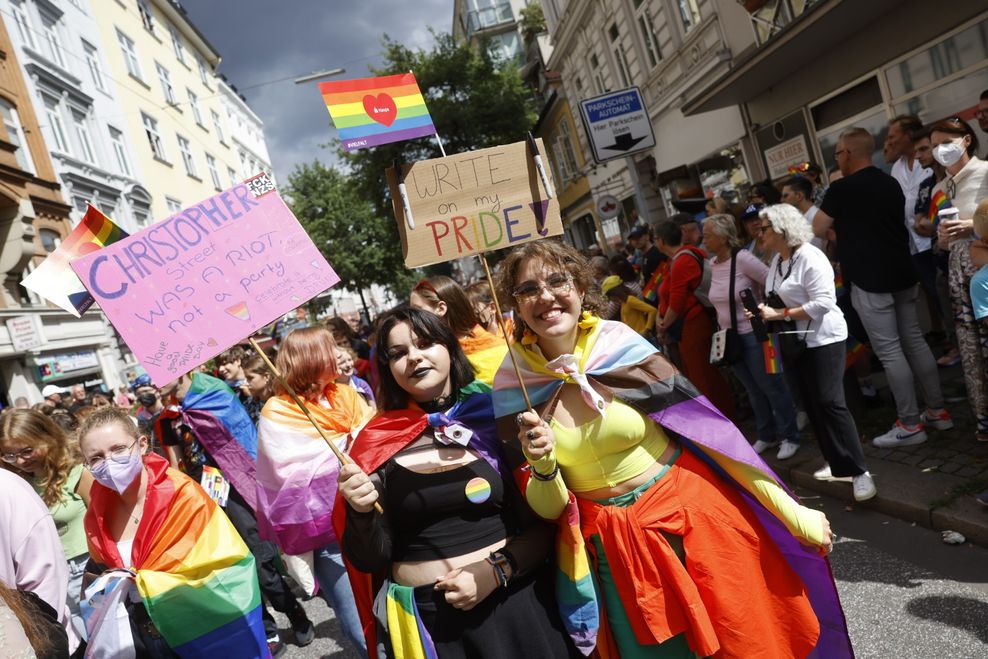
334, 307, 581, 659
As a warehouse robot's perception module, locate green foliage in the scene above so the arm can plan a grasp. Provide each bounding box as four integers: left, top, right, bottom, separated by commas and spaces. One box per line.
285, 161, 417, 300
519, 3, 546, 44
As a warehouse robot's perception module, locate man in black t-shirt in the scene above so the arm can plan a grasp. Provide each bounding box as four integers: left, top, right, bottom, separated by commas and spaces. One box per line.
814, 128, 948, 450
628, 225, 665, 285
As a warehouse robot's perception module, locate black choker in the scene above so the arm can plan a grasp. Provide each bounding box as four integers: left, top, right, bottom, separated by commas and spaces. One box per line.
420, 393, 456, 413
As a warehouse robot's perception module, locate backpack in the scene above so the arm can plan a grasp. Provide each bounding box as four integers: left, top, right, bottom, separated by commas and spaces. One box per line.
671, 248, 713, 308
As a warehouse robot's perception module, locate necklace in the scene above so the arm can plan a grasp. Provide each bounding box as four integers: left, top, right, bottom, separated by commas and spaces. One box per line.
421, 392, 456, 413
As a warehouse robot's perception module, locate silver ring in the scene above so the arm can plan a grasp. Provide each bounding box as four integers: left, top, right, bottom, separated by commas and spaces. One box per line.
526, 429, 536, 440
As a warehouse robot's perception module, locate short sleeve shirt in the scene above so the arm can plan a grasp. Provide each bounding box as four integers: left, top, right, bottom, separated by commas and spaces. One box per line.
972, 264, 988, 320
820, 166, 917, 293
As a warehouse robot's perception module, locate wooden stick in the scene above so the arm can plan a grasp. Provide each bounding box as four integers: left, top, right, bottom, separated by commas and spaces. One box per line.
479, 253, 534, 413
248, 338, 383, 515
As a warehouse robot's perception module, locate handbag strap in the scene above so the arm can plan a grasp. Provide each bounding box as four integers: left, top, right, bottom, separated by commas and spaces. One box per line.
727, 249, 738, 332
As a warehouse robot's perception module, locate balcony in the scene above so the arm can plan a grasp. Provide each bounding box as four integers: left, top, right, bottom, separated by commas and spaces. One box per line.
466, 2, 514, 41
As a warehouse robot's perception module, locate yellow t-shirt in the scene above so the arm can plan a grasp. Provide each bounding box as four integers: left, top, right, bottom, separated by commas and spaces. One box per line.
620, 296, 656, 334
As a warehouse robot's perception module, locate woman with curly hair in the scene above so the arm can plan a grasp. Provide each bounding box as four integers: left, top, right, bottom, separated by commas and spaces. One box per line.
0, 581, 67, 659
0, 409, 92, 639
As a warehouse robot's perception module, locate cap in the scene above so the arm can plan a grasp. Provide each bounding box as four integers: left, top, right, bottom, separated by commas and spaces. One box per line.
601, 275, 623, 296
131, 374, 153, 391
671, 212, 699, 226
741, 203, 764, 221
41, 384, 64, 398
627, 225, 649, 240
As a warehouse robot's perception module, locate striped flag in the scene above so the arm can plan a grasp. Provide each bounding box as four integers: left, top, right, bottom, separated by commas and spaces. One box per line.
844, 337, 867, 371
763, 334, 783, 374
641, 264, 664, 304
929, 189, 951, 228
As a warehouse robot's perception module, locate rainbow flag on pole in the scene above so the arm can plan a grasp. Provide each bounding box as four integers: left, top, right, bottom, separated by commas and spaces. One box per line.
844, 337, 867, 371
641, 265, 664, 304
21, 204, 128, 316
319, 73, 436, 152
928, 189, 951, 228
763, 334, 783, 374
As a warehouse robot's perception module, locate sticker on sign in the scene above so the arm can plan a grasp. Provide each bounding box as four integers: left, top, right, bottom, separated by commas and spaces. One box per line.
579, 87, 656, 163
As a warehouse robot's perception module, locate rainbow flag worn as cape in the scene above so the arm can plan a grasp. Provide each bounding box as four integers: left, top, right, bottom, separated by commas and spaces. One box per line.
320, 73, 436, 152
459, 324, 509, 386
84, 454, 267, 658
256, 382, 373, 554
21, 204, 128, 316
492, 317, 853, 658
929, 189, 951, 228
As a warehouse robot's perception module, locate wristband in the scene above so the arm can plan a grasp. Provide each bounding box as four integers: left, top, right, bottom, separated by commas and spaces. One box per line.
530, 464, 559, 481
783, 307, 792, 321
486, 552, 510, 588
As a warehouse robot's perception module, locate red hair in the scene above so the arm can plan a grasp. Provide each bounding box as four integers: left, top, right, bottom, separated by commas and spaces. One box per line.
275, 327, 339, 396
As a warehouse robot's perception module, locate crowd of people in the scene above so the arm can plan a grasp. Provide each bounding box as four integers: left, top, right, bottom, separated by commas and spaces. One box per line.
2, 97, 986, 659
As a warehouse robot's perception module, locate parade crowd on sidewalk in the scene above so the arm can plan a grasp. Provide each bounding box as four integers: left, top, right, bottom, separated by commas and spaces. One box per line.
2, 96, 988, 659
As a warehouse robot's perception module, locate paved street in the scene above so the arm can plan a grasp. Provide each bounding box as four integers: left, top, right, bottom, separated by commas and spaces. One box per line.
272, 489, 988, 658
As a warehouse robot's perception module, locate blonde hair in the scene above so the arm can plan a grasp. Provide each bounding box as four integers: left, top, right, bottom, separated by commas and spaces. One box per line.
78, 407, 140, 452
276, 327, 339, 396
704, 213, 742, 250
0, 409, 76, 508
974, 198, 988, 239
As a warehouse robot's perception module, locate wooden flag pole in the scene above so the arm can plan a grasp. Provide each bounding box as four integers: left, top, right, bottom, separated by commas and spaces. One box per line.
479, 253, 534, 413
248, 338, 383, 515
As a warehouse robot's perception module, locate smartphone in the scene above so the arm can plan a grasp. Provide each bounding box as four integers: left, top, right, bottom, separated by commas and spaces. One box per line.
740, 288, 768, 342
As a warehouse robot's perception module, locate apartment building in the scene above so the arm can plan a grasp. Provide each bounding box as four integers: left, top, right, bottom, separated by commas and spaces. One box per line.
218, 75, 275, 185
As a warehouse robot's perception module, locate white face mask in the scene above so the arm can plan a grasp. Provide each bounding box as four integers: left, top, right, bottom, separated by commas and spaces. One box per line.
933, 138, 966, 167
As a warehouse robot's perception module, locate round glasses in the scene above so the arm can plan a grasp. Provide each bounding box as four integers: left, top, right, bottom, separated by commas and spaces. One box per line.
0, 447, 35, 464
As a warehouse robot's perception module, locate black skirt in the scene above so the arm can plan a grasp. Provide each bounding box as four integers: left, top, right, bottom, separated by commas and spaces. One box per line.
413, 565, 581, 659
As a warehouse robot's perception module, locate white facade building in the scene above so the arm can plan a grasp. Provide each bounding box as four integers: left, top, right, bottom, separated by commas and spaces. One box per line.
218, 76, 275, 183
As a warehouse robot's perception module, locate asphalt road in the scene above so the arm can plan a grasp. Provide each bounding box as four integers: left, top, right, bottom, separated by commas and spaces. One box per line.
273, 489, 988, 658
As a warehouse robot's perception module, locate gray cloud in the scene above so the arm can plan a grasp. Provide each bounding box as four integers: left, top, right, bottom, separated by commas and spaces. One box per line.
181, 0, 450, 179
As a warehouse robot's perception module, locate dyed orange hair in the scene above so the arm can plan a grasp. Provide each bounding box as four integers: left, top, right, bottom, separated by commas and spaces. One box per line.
275, 327, 339, 397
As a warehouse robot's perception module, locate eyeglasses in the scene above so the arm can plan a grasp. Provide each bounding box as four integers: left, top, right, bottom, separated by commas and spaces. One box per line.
512, 273, 574, 303
834, 149, 850, 158
1, 447, 35, 464
84, 439, 139, 471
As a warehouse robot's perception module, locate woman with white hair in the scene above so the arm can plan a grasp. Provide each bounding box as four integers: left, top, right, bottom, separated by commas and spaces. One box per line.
703, 214, 800, 461
754, 204, 876, 501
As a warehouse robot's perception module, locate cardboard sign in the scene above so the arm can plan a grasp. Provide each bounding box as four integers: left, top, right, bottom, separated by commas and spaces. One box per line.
70, 176, 340, 385
387, 139, 562, 267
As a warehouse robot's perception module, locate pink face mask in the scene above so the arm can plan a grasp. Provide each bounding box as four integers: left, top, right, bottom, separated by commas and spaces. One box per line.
91, 450, 143, 494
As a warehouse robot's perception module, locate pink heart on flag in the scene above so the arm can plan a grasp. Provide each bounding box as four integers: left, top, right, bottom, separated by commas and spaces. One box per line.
362, 93, 397, 126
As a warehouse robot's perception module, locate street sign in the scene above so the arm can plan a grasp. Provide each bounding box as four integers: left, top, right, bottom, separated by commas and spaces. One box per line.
579, 87, 656, 163
5, 315, 43, 352
596, 194, 621, 220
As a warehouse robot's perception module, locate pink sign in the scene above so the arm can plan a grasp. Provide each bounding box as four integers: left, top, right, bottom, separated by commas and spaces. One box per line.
71, 176, 340, 385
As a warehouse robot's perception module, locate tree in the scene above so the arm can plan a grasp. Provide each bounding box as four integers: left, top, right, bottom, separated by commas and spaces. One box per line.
285, 161, 416, 313
519, 3, 546, 44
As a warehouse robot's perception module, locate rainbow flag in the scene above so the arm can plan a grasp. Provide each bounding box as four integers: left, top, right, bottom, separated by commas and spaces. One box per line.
834, 271, 845, 297
385, 584, 439, 659
460, 325, 508, 386
21, 204, 128, 316
320, 73, 436, 151
84, 454, 267, 658
763, 334, 783, 374
844, 337, 867, 371
929, 189, 951, 228
641, 265, 664, 304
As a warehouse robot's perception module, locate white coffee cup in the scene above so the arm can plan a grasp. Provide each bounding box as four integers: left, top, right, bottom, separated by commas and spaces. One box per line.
938, 207, 960, 223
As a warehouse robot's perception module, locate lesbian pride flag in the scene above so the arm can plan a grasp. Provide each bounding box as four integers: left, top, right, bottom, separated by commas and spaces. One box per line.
22, 204, 127, 316
320, 73, 436, 151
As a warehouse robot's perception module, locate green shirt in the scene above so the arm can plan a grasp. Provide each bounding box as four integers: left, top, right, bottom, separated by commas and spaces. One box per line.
33, 463, 89, 560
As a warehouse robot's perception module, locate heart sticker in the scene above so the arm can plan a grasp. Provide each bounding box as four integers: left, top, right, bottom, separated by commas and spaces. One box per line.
207, 338, 217, 347
362, 93, 397, 127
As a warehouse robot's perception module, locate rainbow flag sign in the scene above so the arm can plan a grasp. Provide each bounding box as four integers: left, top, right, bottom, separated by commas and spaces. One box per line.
320, 73, 436, 151
21, 204, 128, 317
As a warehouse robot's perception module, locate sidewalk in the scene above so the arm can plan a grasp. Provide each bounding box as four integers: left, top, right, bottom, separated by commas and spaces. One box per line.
753, 360, 988, 547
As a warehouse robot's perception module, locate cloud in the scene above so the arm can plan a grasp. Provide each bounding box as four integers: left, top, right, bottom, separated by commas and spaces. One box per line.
181, 0, 450, 179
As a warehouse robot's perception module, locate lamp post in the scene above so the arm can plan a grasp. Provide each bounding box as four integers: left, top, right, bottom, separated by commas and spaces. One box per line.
293, 68, 346, 85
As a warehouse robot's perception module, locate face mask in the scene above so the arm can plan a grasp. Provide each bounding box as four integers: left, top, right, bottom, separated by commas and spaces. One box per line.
933, 139, 966, 167
137, 393, 157, 407
226, 378, 246, 389
91, 450, 143, 494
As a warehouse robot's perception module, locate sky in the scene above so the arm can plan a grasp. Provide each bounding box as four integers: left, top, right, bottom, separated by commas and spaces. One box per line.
181, 0, 451, 180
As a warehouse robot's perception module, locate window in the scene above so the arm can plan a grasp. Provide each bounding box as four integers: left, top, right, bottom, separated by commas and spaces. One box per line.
19, 262, 41, 306
636, 7, 661, 68
609, 24, 631, 87
156, 63, 176, 104
0, 100, 34, 172
198, 56, 211, 87
169, 26, 185, 65
589, 51, 606, 94
40, 13, 67, 68
117, 30, 142, 80
72, 110, 97, 163
188, 89, 203, 125
10, 1, 36, 49
206, 154, 221, 189
42, 95, 70, 153
677, 0, 701, 33
227, 166, 238, 187
550, 118, 579, 183
137, 0, 155, 34
210, 109, 225, 143
141, 112, 165, 159
82, 40, 107, 92
109, 127, 131, 176
39, 229, 61, 253
166, 197, 182, 213
177, 135, 196, 176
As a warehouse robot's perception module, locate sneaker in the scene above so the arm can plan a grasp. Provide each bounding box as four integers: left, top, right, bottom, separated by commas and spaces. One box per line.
752, 439, 779, 454
852, 473, 877, 502
859, 381, 878, 397
813, 463, 852, 482
268, 637, 287, 658
937, 347, 961, 367
288, 606, 315, 647
872, 420, 927, 448
796, 411, 809, 431
976, 490, 988, 506
776, 440, 800, 460
920, 408, 954, 431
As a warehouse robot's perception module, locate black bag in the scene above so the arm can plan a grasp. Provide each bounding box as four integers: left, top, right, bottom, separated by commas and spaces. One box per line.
710, 250, 744, 366
765, 291, 807, 362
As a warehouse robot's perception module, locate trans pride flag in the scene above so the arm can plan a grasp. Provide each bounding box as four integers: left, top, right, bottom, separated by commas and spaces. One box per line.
320, 73, 436, 151
84, 454, 267, 658
22, 204, 127, 316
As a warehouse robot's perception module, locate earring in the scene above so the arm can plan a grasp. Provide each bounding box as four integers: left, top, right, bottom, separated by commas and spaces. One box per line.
521, 326, 538, 345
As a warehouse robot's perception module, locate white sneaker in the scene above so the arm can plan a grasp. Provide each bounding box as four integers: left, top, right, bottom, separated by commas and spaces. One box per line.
872, 421, 927, 448
776, 440, 800, 460
796, 411, 809, 431
853, 472, 877, 501
752, 439, 779, 454
920, 408, 954, 431
813, 464, 852, 482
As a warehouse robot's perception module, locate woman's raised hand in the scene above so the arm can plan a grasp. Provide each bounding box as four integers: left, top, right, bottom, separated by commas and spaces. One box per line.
338, 463, 378, 514
516, 410, 554, 461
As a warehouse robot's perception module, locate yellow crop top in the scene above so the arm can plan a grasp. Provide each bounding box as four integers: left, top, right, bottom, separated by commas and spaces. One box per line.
526, 399, 825, 547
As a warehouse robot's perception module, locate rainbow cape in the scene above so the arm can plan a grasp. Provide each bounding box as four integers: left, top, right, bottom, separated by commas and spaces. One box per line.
492, 317, 852, 658
256, 382, 373, 554
460, 324, 509, 386
320, 73, 436, 151
928, 189, 951, 228
84, 454, 267, 658
21, 204, 128, 316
